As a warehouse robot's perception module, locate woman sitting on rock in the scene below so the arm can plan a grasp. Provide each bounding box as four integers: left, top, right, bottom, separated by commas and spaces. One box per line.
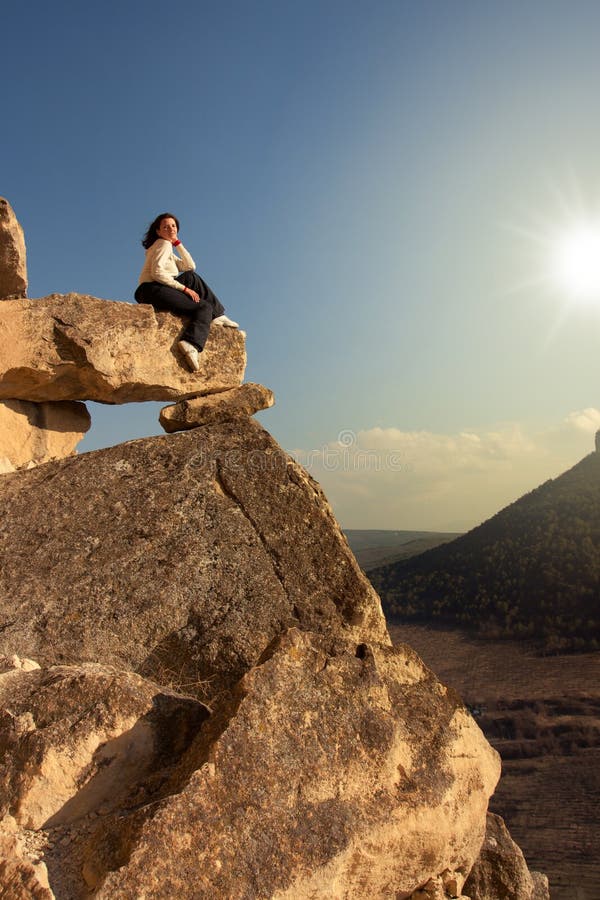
135, 212, 239, 372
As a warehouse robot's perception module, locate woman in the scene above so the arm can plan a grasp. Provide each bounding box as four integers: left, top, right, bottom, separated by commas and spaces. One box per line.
135, 213, 239, 372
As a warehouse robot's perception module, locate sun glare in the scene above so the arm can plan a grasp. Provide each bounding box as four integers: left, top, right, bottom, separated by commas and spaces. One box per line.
552, 225, 600, 301
507, 177, 600, 314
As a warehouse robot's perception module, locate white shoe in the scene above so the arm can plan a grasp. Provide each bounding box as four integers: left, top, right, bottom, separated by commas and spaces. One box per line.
178, 340, 200, 372
212, 314, 239, 328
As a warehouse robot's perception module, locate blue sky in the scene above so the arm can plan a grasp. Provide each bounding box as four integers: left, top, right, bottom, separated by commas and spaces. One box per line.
4, 0, 600, 529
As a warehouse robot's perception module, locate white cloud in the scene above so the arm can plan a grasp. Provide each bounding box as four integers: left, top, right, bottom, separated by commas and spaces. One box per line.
564, 407, 600, 433
290, 412, 597, 531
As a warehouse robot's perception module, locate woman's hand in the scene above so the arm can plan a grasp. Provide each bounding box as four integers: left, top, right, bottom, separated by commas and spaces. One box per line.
183, 286, 201, 303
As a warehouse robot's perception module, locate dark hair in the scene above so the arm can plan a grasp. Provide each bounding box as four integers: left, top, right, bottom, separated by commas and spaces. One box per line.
141, 212, 180, 249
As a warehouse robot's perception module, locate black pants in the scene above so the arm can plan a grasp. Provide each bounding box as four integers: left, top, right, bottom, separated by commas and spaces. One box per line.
134, 271, 225, 351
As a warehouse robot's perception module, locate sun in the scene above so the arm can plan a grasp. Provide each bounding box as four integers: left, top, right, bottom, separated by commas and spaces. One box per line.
551, 224, 600, 301
506, 177, 600, 311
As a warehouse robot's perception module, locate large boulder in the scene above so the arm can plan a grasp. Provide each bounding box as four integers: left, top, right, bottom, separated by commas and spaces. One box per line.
97, 630, 500, 898
0, 295, 246, 403
159, 382, 275, 432
0, 419, 388, 702
0, 198, 27, 300
0, 399, 90, 471
0, 636, 500, 899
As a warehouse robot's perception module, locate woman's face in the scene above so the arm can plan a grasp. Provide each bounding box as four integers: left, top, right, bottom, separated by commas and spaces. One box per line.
156, 217, 178, 242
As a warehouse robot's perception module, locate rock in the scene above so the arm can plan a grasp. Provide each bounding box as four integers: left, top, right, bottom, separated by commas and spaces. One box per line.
159, 382, 275, 432
0, 662, 209, 831
0, 294, 246, 403
0, 457, 16, 474
0, 198, 27, 300
0, 852, 53, 900
0, 419, 389, 702
0, 655, 40, 673
0, 816, 53, 900
0, 399, 90, 470
464, 812, 545, 899
531, 871, 550, 899
93, 629, 500, 899
0, 661, 208, 899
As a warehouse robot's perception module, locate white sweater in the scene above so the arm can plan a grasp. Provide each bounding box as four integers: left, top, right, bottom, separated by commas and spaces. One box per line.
138, 239, 196, 292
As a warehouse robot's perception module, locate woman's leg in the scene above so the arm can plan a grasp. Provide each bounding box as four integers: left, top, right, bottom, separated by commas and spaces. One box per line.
134, 281, 213, 351
176, 271, 225, 320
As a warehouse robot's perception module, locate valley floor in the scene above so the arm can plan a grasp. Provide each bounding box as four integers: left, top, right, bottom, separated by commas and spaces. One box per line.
389, 623, 600, 900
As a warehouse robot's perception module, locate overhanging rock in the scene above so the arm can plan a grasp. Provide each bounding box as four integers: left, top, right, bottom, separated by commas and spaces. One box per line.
0, 295, 246, 403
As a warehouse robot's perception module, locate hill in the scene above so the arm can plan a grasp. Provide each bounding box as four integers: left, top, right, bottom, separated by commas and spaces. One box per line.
370, 451, 600, 651
344, 529, 462, 571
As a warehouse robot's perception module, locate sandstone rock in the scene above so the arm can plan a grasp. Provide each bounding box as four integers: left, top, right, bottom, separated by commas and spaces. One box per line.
0, 399, 90, 470
0, 456, 16, 474
0, 815, 54, 900
0, 660, 208, 899
531, 871, 550, 899
92, 629, 498, 899
159, 381, 275, 432
0, 662, 208, 830
0, 816, 53, 899
0, 295, 246, 403
0, 420, 388, 702
0, 198, 27, 300
0, 847, 53, 900
0, 637, 499, 899
0, 655, 40, 673
464, 812, 547, 900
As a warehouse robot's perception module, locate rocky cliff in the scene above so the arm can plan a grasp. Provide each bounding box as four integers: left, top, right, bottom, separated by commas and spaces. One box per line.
0, 199, 547, 899
0, 419, 389, 701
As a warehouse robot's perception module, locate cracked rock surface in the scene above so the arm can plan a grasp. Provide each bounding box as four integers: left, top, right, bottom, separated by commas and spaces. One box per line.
0, 295, 246, 402
0, 419, 388, 703
0, 634, 500, 900
96, 629, 500, 900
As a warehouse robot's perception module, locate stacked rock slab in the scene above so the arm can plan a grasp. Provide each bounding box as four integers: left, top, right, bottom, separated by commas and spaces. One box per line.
0, 201, 249, 469
0, 199, 93, 471
0, 294, 246, 403
159, 381, 274, 432
0, 253, 246, 466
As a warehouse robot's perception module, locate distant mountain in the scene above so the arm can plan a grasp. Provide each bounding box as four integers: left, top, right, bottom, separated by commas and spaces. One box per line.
344, 529, 462, 571
370, 452, 600, 651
